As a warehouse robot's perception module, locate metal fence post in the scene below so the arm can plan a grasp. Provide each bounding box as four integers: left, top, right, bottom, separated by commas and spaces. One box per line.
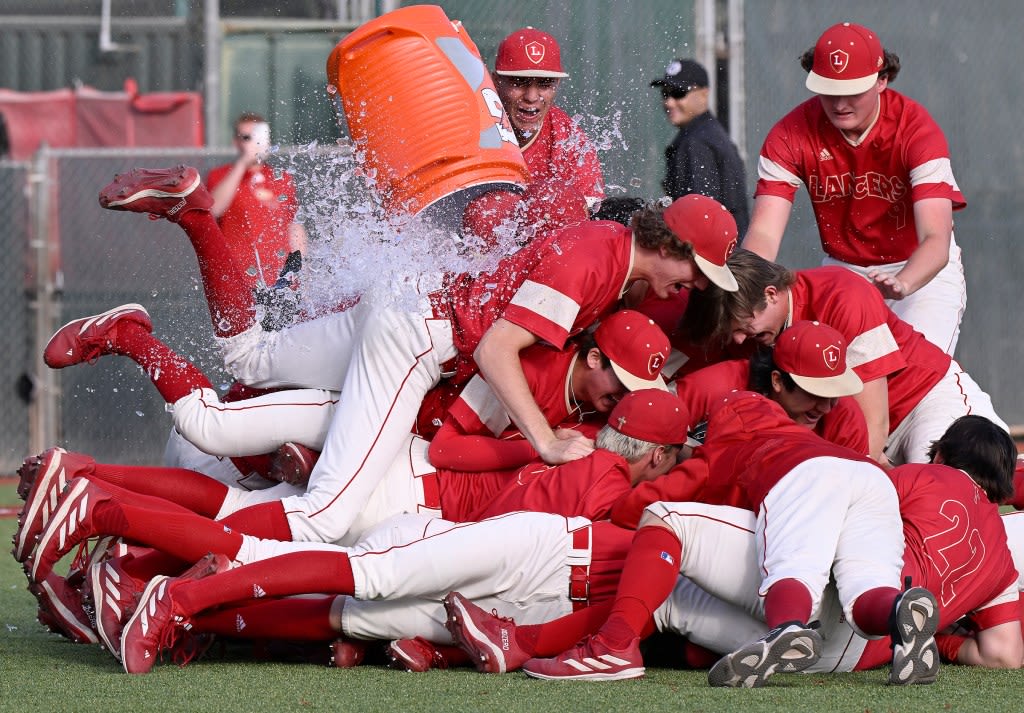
27, 145, 60, 453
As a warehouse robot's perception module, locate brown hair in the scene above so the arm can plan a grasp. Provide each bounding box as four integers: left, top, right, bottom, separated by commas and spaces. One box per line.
680, 249, 796, 346
800, 47, 901, 83
630, 202, 696, 261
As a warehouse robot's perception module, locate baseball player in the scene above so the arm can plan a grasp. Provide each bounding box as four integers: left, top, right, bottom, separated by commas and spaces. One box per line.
462, 27, 605, 245
99, 168, 737, 548
742, 23, 966, 355
21, 390, 688, 655
449, 413, 1020, 679
673, 320, 868, 453
683, 249, 1007, 466
40, 302, 669, 491
520, 390, 920, 685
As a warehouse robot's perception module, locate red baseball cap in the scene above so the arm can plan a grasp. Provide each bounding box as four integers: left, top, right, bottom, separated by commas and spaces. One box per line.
608, 389, 690, 445
805, 22, 884, 96
662, 195, 739, 292
773, 320, 863, 397
593, 310, 670, 392
494, 27, 570, 78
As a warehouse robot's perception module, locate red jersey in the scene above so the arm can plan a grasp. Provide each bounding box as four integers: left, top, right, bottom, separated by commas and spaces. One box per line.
674, 360, 869, 454
611, 392, 877, 528
464, 105, 605, 244
469, 449, 633, 522
855, 463, 1020, 669
428, 346, 581, 471
789, 268, 950, 429
207, 163, 299, 284
756, 90, 965, 266
435, 221, 633, 357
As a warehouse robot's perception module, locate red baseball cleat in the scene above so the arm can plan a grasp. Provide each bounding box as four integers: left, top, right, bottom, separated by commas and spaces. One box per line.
442, 591, 529, 674
13, 448, 95, 562
522, 634, 645, 681
268, 442, 320, 486
387, 637, 452, 672
119, 575, 185, 674
88, 554, 146, 661
118, 553, 230, 674
28, 477, 112, 583
43, 304, 152, 369
31, 572, 99, 644
329, 637, 369, 669
98, 165, 212, 222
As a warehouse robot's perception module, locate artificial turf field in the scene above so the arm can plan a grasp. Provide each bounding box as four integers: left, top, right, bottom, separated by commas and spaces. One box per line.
1, 480, 1022, 713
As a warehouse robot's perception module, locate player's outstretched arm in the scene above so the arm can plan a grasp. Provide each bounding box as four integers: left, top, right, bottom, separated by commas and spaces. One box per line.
474, 319, 593, 465
740, 195, 792, 261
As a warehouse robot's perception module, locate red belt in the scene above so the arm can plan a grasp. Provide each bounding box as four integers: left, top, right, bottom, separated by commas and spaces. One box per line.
419, 472, 441, 510
569, 527, 591, 611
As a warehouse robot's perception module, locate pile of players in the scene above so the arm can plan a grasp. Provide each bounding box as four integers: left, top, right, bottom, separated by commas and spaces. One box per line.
10, 20, 1024, 688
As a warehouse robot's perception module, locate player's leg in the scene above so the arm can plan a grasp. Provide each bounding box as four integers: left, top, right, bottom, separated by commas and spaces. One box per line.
887, 362, 1008, 465
274, 310, 456, 544
99, 166, 257, 337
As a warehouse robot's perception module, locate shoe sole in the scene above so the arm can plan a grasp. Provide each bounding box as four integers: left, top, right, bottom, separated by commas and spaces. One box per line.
30, 477, 93, 581
708, 629, 822, 688
523, 665, 645, 682
103, 172, 200, 208
36, 577, 99, 644
889, 588, 939, 685
14, 449, 69, 562
444, 593, 507, 674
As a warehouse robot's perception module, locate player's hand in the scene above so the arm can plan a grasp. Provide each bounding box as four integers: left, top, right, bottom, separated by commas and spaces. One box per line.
867, 270, 908, 301
537, 430, 595, 464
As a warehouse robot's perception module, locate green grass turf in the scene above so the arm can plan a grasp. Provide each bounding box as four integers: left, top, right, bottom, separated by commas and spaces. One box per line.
1, 521, 1023, 712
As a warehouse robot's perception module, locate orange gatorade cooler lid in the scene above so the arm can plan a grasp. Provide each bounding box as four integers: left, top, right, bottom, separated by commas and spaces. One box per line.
327, 5, 528, 221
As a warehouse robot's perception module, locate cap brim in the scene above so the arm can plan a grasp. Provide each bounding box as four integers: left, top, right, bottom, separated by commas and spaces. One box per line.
790, 368, 864, 398
610, 361, 669, 392
694, 254, 739, 292
495, 69, 570, 78
805, 71, 879, 96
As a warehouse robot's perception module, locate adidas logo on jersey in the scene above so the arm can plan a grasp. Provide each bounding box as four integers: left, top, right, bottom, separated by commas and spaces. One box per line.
236, 614, 247, 632
253, 584, 267, 598
818, 148, 834, 162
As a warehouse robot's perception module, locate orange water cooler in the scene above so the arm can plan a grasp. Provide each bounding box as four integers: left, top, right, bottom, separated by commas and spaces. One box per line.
327, 5, 527, 224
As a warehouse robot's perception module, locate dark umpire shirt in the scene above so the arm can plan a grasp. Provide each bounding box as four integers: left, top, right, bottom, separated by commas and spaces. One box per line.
662, 111, 749, 234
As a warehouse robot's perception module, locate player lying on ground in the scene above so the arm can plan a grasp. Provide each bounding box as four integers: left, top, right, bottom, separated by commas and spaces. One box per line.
15, 391, 689, 652
682, 249, 1008, 466
443, 413, 1021, 684
99, 168, 737, 548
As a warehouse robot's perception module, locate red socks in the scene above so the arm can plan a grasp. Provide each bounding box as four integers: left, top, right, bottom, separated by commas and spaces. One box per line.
764, 578, 814, 628
850, 586, 902, 636
174, 551, 354, 617
597, 525, 682, 649
518, 600, 614, 657
108, 321, 213, 402
219, 501, 294, 541
90, 463, 228, 517
190, 596, 339, 640
178, 210, 256, 337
